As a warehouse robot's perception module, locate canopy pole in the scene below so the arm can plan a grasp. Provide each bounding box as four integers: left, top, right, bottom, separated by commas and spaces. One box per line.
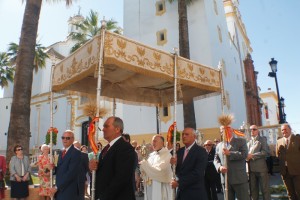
91, 18, 107, 200
218, 61, 228, 200
171, 47, 179, 200
113, 98, 116, 116
218, 61, 226, 114
49, 59, 56, 200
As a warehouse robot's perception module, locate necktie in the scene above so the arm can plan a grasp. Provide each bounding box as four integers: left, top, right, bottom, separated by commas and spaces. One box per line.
61, 149, 66, 159
286, 139, 289, 148
101, 144, 110, 158
183, 148, 189, 162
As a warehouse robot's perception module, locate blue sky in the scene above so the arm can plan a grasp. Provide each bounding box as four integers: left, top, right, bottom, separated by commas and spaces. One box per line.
0, 0, 299, 133
239, 1, 300, 133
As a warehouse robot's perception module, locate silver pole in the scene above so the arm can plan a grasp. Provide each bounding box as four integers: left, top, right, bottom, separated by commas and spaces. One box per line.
171, 47, 179, 200
218, 62, 228, 200
50, 60, 55, 200
91, 18, 107, 200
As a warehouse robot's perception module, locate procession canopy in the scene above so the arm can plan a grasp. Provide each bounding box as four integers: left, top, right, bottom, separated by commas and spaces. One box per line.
52, 31, 221, 105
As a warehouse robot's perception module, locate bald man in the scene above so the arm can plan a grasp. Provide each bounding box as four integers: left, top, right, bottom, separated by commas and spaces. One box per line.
247, 125, 270, 200
140, 135, 172, 200
171, 127, 208, 200
276, 123, 300, 199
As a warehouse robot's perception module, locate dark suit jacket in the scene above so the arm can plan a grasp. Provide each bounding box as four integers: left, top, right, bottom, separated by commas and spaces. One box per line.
276, 134, 300, 175
205, 148, 218, 181
78, 151, 89, 200
55, 145, 82, 200
214, 138, 248, 185
95, 137, 136, 200
176, 143, 208, 200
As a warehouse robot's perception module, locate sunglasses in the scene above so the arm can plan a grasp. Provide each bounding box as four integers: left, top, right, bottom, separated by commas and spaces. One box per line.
61, 136, 73, 140
250, 129, 258, 131
16, 148, 23, 151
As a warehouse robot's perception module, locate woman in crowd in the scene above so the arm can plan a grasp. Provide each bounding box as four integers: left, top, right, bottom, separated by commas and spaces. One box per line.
0, 153, 6, 200
37, 144, 53, 200
9, 145, 31, 200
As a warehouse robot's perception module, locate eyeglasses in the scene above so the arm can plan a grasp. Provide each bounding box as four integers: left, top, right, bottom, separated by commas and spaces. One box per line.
61, 136, 73, 140
16, 148, 23, 151
205, 144, 212, 146
250, 129, 258, 131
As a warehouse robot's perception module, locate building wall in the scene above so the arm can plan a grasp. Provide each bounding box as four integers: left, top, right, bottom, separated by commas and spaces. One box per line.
123, 0, 249, 129
0, 98, 11, 153
244, 54, 262, 126
260, 91, 279, 126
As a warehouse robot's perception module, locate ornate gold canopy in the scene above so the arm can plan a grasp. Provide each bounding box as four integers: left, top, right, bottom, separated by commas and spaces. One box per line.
52, 31, 221, 105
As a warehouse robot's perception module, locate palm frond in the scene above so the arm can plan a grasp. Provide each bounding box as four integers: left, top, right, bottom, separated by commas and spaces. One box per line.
0, 52, 14, 88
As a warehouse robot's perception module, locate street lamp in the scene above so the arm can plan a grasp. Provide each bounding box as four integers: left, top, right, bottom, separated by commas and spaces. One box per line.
268, 58, 285, 124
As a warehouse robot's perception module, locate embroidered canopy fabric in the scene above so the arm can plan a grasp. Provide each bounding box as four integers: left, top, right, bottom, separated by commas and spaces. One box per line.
52, 31, 221, 105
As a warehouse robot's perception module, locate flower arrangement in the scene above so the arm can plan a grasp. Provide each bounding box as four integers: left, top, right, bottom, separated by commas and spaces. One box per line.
45, 127, 58, 145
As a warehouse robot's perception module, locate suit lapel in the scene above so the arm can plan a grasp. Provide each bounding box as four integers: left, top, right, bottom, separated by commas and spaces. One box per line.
181, 143, 196, 166
99, 138, 122, 165
58, 145, 74, 166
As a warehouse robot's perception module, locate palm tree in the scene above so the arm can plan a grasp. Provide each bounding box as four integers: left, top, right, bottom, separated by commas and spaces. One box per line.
6, 0, 73, 164
69, 10, 122, 53
168, 0, 197, 129
7, 42, 49, 73
0, 52, 14, 88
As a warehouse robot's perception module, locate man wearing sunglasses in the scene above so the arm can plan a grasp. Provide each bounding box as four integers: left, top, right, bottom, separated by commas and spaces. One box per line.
50, 130, 81, 199
246, 125, 270, 200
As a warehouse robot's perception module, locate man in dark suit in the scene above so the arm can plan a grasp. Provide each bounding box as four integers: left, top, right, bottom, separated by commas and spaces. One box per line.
50, 130, 82, 200
204, 140, 218, 200
90, 116, 136, 200
247, 125, 270, 200
170, 127, 208, 200
214, 126, 249, 200
276, 123, 300, 199
73, 141, 89, 200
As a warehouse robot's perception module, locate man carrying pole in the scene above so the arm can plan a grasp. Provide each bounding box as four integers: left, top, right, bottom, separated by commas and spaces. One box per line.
214, 115, 249, 200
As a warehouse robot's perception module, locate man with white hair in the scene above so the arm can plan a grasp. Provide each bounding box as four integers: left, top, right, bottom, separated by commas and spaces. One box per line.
170, 127, 208, 200
50, 130, 81, 199
140, 135, 172, 200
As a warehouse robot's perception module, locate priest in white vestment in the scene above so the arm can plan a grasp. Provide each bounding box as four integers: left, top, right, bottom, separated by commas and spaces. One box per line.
140, 135, 173, 200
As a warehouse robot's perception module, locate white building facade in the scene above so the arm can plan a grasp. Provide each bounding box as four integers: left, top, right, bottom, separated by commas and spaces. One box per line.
123, 0, 251, 131
0, 0, 255, 151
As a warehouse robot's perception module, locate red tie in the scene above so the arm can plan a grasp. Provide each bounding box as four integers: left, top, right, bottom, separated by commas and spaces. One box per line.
286, 139, 289, 148
101, 144, 110, 158
62, 149, 66, 159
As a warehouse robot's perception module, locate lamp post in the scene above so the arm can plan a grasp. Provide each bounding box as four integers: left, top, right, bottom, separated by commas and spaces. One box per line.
268, 58, 285, 124
280, 97, 287, 123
